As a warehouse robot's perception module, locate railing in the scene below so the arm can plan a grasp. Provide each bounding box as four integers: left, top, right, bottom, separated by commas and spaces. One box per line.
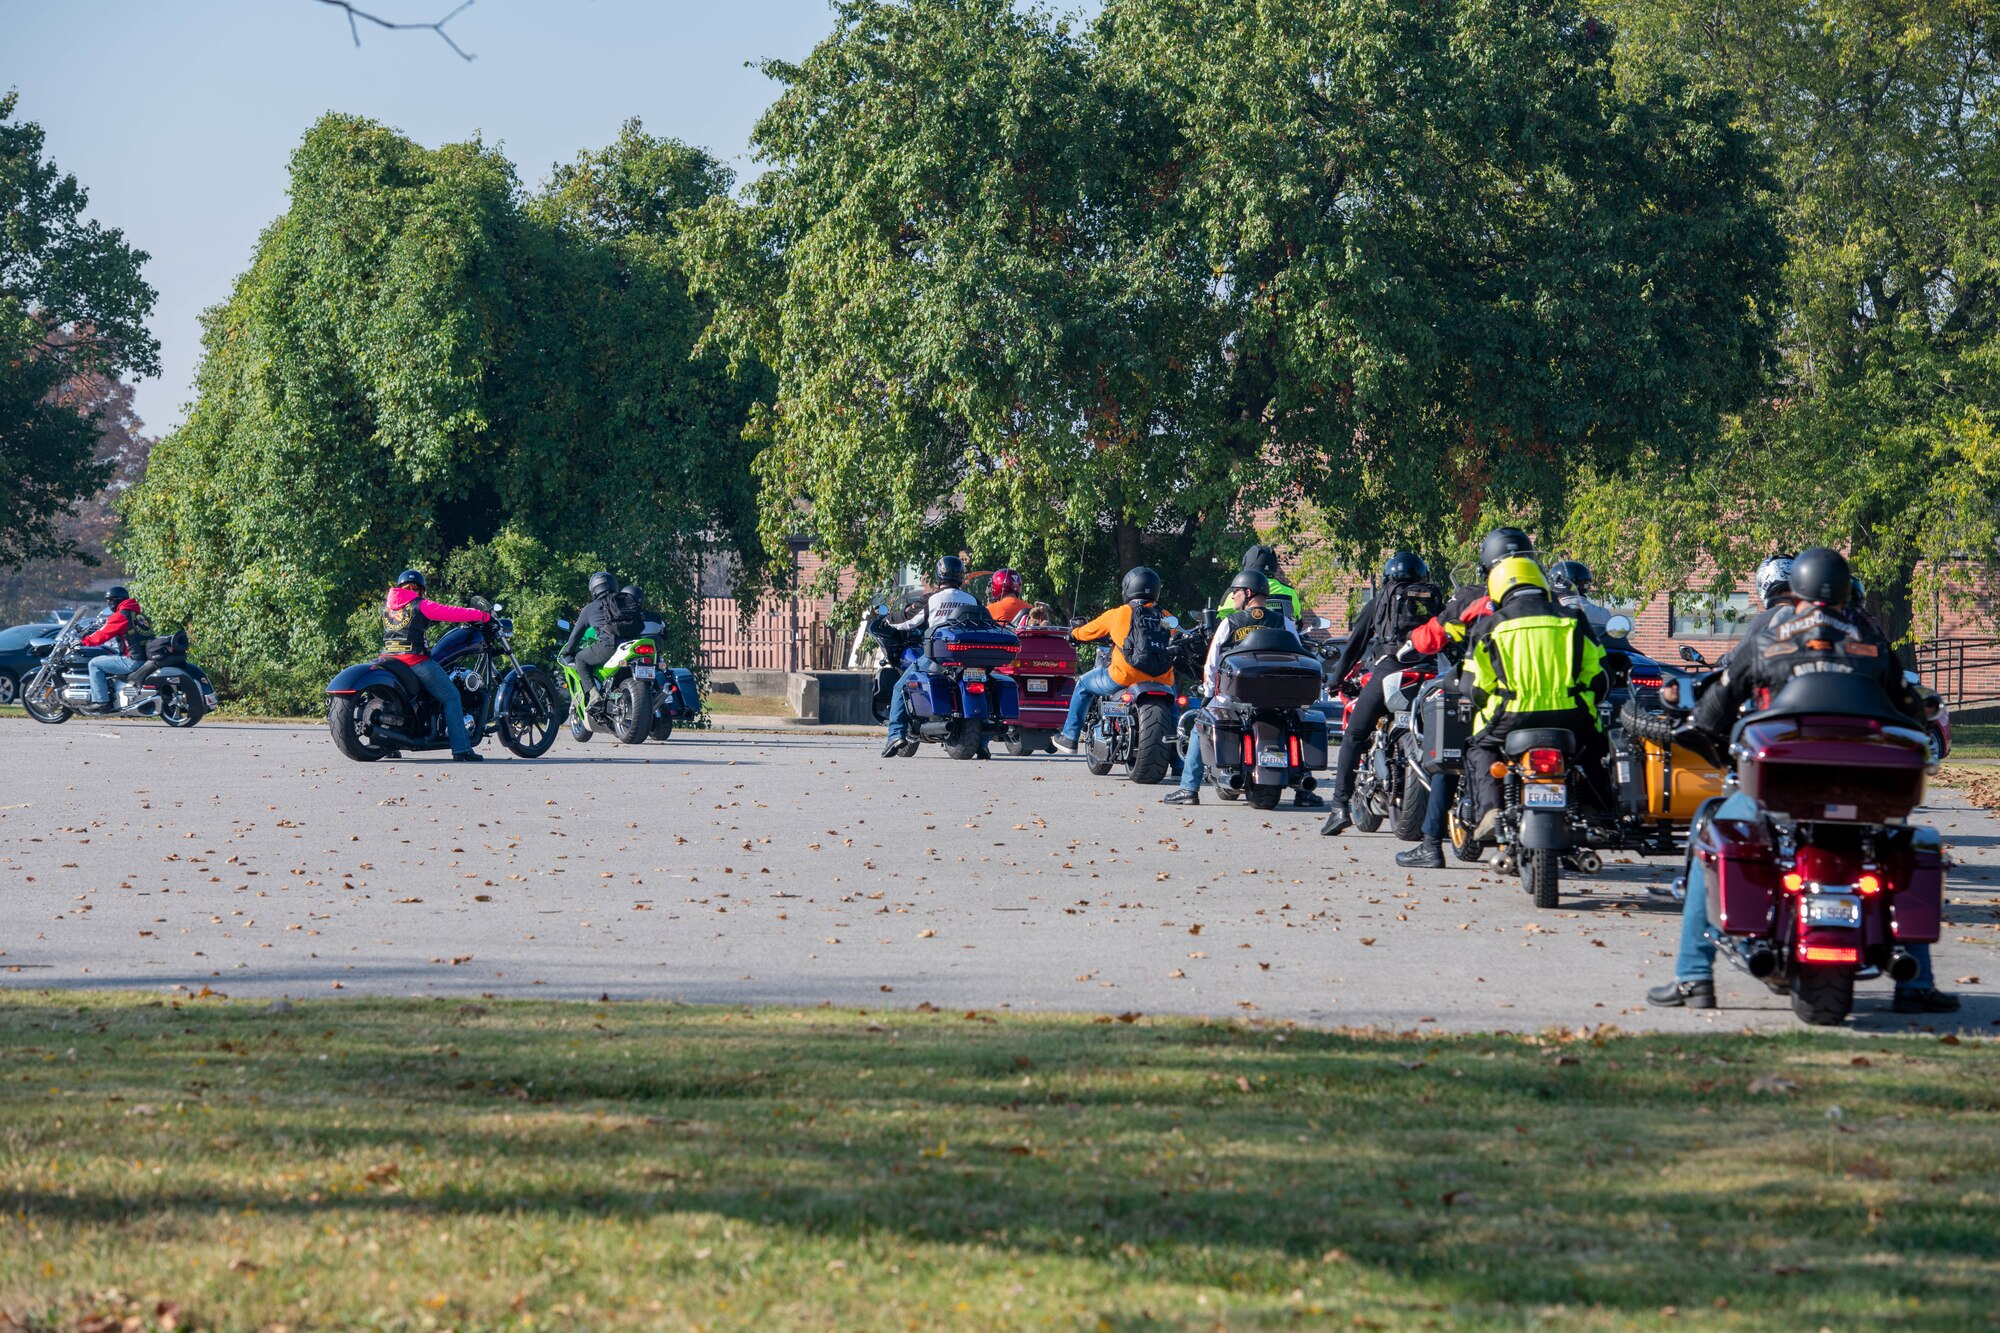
1913, 637, 2000, 709
695, 597, 845, 672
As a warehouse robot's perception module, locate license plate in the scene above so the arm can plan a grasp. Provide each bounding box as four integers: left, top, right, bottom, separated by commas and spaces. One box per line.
1025, 678, 1049, 693
963, 668, 986, 682
1522, 782, 1567, 809
632, 665, 656, 680
1805, 894, 1862, 927
1257, 747, 1288, 768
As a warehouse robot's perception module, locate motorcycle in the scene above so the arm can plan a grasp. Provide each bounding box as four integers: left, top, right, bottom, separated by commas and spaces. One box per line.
556, 617, 697, 744
20, 609, 217, 727
1343, 660, 1437, 840
1181, 624, 1328, 809
873, 610, 1021, 760
996, 624, 1076, 755
1684, 671, 1944, 1025
1406, 670, 1482, 860
324, 601, 560, 762
1078, 628, 1181, 785
858, 591, 926, 723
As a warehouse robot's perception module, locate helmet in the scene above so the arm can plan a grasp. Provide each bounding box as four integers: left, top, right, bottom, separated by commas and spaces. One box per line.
1486, 556, 1549, 605
1121, 566, 1163, 603
621, 584, 645, 606
935, 555, 966, 587
1754, 554, 1794, 605
1850, 573, 1866, 603
588, 571, 618, 600
990, 568, 1022, 599
1382, 551, 1428, 583
394, 569, 426, 591
1228, 569, 1270, 597
1548, 560, 1594, 597
1477, 527, 1535, 574
1790, 547, 1851, 606
104, 585, 130, 605
1242, 544, 1281, 579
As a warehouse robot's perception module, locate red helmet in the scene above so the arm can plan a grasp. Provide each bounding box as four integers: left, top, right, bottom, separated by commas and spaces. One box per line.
990, 568, 1022, 598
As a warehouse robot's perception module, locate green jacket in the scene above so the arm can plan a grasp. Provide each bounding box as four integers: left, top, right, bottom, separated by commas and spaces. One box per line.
1470, 592, 1606, 731
1223, 576, 1299, 622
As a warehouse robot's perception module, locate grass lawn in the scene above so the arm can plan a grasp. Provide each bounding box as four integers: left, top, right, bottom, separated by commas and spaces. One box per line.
1, 996, 1995, 1332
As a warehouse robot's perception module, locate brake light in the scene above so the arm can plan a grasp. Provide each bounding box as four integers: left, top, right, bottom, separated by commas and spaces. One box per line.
946, 642, 1019, 655
1631, 673, 1663, 688
1800, 945, 1859, 965
1120, 690, 1134, 702
1243, 734, 1255, 766
634, 642, 655, 655
1177, 695, 1188, 707
327, 689, 357, 696
1857, 872, 1881, 895
1782, 872, 1805, 892
1526, 748, 1564, 776
965, 682, 985, 695
1288, 734, 1302, 767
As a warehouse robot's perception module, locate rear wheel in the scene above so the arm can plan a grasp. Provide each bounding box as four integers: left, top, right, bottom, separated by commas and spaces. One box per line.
1522, 848, 1561, 909
159, 678, 205, 728
944, 723, 982, 761
1130, 702, 1173, 784
609, 678, 652, 744
649, 711, 674, 743
1004, 728, 1034, 757
1392, 761, 1428, 842
328, 690, 392, 762
1790, 964, 1855, 1026
498, 669, 561, 758
1246, 782, 1283, 810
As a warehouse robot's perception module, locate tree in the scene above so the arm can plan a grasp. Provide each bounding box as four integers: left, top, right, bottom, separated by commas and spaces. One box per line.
0, 91, 159, 571
1570, 0, 2000, 645
120, 114, 763, 710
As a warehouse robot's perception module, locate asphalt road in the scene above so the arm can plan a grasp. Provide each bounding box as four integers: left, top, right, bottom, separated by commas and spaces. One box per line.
4, 717, 1997, 1033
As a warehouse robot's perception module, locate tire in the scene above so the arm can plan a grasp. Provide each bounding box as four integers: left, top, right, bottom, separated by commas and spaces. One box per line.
159, 678, 205, 728
1129, 702, 1173, 784
1619, 697, 1676, 745
1004, 729, 1033, 757
1246, 782, 1283, 810
944, 723, 982, 761
609, 678, 652, 744
1448, 806, 1482, 862
328, 691, 391, 762
1522, 847, 1561, 909
569, 712, 593, 742
1084, 726, 1115, 776
1790, 964, 1855, 1026
1352, 793, 1384, 833
0, 670, 16, 706
1392, 761, 1428, 842
1217, 783, 1242, 801
498, 668, 561, 758
649, 712, 674, 743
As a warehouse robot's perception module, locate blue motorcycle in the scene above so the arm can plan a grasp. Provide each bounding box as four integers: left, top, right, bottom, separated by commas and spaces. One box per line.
871, 613, 1021, 760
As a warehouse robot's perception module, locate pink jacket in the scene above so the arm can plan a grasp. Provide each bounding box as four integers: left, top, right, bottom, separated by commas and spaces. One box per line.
381, 587, 489, 662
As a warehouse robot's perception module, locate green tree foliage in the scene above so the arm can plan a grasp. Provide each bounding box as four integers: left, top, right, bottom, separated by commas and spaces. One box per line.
0, 92, 158, 570
121, 114, 763, 710
1572, 0, 2000, 643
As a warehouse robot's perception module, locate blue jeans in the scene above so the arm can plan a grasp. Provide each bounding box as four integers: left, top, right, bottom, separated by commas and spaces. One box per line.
1180, 711, 1208, 792
87, 654, 140, 704
410, 656, 474, 754
1063, 665, 1119, 739
885, 660, 924, 740
1421, 770, 1456, 841
1674, 789, 1939, 993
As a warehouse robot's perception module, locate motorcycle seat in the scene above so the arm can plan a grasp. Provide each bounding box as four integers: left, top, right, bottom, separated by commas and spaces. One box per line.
1747, 671, 1917, 730
375, 655, 426, 703
1504, 728, 1577, 757
1225, 626, 1312, 657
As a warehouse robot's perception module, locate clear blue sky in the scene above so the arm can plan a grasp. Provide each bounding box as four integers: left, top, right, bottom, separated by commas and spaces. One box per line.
5, 0, 955, 437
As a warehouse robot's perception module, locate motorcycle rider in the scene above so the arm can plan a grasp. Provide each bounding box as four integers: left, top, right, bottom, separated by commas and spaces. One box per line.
1648, 547, 1957, 1013
987, 568, 1030, 626
560, 572, 644, 712
1461, 557, 1608, 841
1320, 552, 1444, 835
881, 556, 982, 758
1238, 544, 1301, 621
1054, 566, 1175, 755
381, 569, 494, 762
1548, 560, 1612, 633
1163, 569, 1298, 805
80, 585, 149, 713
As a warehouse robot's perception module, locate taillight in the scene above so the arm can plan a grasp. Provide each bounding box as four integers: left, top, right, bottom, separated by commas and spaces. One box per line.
1526, 748, 1564, 776
1242, 734, 1255, 766
1288, 734, 1302, 767
1782, 872, 1805, 892
1857, 872, 1881, 895
965, 682, 985, 695
1177, 695, 1188, 707
1800, 945, 1859, 965
634, 642, 655, 655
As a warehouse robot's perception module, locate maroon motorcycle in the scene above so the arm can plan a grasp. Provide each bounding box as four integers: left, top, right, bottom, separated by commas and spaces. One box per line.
997, 626, 1076, 755
1689, 672, 1943, 1025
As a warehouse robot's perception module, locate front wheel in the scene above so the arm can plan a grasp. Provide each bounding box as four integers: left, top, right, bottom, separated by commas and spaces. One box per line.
1129, 701, 1173, 784
1084, 723, 1115, 776
1448, 806, 1482, 862
1790, 964, 1855, 1026
610, 677, 652, 744
1351, 790, 1384, 833
1003, 728, 1034, 757
159, 677, 206, 728
649, 711, 675, 743
498, 667, 561, 758
1522, 847, 1561, 909
1246, 782, 1283, 810
1391, 760, 1428, 841
328, 691, 392, 762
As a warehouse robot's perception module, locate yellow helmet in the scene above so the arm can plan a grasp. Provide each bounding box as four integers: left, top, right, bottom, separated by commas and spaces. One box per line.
1487, 556, 1548, 605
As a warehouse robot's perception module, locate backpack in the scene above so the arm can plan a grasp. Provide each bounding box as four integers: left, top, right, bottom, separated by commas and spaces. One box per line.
606, 590, 647, 640
1121, 603, 1175, 677
1385, 580, 1444, 639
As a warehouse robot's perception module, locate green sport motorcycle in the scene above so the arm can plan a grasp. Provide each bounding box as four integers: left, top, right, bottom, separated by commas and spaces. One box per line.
557, 623, 661, 745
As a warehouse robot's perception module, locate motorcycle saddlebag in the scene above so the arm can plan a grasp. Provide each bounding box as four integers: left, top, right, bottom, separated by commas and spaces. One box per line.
1696, 809, 1781, 936
1420, 686, 1471, 775
1201, 714, 1245, 772
1299, 711, 1330, 770
927, 622, 1021, 669
1614, 741, 1649, 816
1217, 651, 1322, 710
1888, 827, 1944, 944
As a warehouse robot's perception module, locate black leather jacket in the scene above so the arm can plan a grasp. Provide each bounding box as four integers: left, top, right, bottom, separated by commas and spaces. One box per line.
1690, 602, 1919, 738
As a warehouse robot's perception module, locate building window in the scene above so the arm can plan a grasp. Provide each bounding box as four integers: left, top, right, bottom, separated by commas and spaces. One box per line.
1670, 591, 1751, 638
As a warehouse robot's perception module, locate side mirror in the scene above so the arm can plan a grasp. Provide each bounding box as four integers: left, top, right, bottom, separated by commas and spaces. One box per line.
874, 604, 888, 616
556, 619, 572, 632
470, 595, 491, 612
1678, 645, 1707, 666
1161, 615, 1180, 631
1604, 614, 1632, 640
492, 601, 505, 615
1659, 678, 1682, 707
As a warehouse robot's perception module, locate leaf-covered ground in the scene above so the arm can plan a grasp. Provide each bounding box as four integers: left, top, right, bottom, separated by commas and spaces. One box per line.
1, 994, 1995, 1331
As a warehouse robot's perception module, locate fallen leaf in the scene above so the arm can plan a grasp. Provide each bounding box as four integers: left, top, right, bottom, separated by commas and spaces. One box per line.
918, 929, 936, 938
1235, 1075, 1252, 1093
365, 1162, 400, 1183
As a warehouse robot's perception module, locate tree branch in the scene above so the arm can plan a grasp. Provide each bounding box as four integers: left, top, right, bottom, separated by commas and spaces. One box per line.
313, 0, 477, 61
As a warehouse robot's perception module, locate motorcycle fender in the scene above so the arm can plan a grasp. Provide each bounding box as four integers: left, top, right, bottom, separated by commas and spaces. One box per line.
958, 680, 989, 721
1794, 924, 1863, 965
492, 666, 546, 729
1518, 808, 1569, 850
327, 662, 403, 697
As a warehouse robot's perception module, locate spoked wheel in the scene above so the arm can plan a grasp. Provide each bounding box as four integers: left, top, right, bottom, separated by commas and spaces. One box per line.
499, 668, 561, 758
1246, 782, 1283, 810
1522, 847, 1561, 909
1448, 806, 1482, 862
159, 679, 206, 728
1790, 964, 1855, 1026
328, 689, 397, 762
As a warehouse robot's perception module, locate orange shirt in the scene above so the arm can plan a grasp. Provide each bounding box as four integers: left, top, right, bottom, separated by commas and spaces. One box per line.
1073, 603, 1175, 687
987, 595, 1030, 625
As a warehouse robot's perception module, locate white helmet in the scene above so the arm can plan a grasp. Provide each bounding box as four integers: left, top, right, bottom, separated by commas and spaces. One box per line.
1754, 554, 1794, 605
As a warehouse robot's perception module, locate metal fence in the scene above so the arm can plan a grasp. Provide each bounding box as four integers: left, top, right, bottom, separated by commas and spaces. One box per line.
1913, 637, 2000, 710
695, 597, 846, 672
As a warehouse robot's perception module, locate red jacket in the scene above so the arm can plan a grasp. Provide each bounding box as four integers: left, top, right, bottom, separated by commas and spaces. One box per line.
81, 598, 144, 656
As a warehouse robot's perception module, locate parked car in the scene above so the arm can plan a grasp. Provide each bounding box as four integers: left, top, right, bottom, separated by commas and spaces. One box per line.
0, 617, 65, 706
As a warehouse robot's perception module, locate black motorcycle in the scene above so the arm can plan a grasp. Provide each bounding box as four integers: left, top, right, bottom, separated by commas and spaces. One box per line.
1079, 626, 1182, 785
21, 609, 216, 728
1181, 624, 1329, 808
323, 601, 560, 761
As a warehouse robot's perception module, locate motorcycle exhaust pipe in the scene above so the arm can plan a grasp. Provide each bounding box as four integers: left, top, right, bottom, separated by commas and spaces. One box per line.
369, 726, 428, 749
1888, 949, 1920, 984
1225, 771, 1245, 790
1746, 946, 1779, 979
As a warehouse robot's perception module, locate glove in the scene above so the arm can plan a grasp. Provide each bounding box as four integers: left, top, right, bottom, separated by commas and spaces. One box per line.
1672, 724, 1725, 768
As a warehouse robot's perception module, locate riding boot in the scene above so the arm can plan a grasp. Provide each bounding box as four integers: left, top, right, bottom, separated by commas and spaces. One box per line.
1394, 839, 1444, 869
1319, 800, 1351, 837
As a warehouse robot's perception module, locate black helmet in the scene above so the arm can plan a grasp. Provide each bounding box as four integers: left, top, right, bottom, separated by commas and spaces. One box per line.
1382, 551, 1428, 583
588, 571, 618, 600
104, 585, 130, 605
1790, 547, 1852, 606
1242, 544, 1281, 579
1121, 566, 1163, 603
1228, 569, 1270, 597
1477, 527, 1535, 574
935, 555, 966, 587
394, 569, 426, 591
621, 584, 646, 606
1549, 560, 1594, 596
1850, 573, 1866, 604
